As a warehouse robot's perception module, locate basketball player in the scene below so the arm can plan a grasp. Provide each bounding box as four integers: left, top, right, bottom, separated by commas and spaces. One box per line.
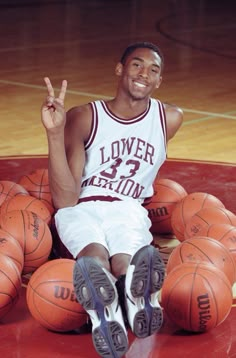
41, 42, 183, 357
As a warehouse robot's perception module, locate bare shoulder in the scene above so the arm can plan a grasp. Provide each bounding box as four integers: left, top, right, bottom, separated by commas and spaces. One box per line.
163, 102, 183, 141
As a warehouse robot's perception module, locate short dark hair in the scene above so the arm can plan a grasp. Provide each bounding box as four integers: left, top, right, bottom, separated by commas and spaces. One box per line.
120, 42, 164, 70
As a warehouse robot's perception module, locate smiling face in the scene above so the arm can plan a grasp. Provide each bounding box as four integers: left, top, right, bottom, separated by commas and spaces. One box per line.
115, 47, 163, 101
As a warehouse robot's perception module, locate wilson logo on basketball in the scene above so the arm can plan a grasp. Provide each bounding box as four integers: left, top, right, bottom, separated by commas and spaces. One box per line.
31, 212, 40, 239
190, 224, 201, 235
54, 285, 77, 302
197, 293, 211, 331
148, 206, 168, 218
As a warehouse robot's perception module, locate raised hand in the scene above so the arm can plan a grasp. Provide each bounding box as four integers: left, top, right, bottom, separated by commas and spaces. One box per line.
41, 77, 68, 132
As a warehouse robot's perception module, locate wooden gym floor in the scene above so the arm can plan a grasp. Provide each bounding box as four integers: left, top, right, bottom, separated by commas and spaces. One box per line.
0, 0, 235, 163
0, 0, 235, 357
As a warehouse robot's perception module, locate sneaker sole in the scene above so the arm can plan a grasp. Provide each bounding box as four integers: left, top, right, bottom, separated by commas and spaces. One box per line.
127, 245, 165, 338
73, 257, 128, 358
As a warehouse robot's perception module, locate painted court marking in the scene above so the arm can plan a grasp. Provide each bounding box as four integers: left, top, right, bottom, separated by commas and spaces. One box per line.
0, 79, 235, 123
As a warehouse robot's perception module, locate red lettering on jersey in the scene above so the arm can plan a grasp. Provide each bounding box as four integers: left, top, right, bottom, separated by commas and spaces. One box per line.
144, 143, 154, 165
111, 141, 120, 159
133, 138, 145, 160
120, 137, 136, 155
81, 175, 145, 199
100, 146, 110, 164
99, 137, 155, 165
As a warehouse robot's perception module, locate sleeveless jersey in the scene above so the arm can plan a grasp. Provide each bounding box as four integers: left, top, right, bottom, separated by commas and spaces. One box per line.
79, 98, 167, 203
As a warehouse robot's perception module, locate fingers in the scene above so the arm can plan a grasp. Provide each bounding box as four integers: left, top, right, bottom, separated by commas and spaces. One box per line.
58, 80, 67, 102
44, 77, 54, 97
43, 97, 64, 113
44, 77, 67, 104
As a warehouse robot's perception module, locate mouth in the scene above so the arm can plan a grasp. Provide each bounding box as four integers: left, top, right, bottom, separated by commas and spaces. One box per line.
133, 81, 147, 89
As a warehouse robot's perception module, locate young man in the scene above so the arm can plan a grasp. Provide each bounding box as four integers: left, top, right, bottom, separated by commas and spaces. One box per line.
41, 42, 183, 357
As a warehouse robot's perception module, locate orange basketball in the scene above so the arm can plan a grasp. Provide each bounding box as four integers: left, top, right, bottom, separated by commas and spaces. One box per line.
0, 252, 22, 319
18, 168, 54, 215
171, 192, 225, 242
145, 178, 187, 234
0, 229, 24, 273
0, 210, 53, 274
197, 224, 236, 264
0, 180, 28, 207
184, 207, 236, 240
26, 258, 88, 332
161, 262, 232, 332
166, 236, 236, 285
0, 194, 51, 225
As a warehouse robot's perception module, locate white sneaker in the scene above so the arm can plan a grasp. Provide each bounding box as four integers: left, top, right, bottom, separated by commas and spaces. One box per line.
125, 245, 165, 338
73, 257, 128, 358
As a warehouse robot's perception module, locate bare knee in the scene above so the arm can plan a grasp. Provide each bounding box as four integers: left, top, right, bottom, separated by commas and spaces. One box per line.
77, 243, 111, 272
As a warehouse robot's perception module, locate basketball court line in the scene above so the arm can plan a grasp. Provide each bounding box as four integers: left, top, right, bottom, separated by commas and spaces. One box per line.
0, 38, 108, 53
181, 110, 236, 126
0, 79, 236, 123
178, 23, 236, 34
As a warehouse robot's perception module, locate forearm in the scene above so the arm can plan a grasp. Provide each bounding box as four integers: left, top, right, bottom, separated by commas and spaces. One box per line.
47, 133, 79, 209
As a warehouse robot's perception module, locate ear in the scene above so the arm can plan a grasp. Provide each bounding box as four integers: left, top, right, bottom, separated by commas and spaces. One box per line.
156, 76, 162, 89
115, 63, 123, 76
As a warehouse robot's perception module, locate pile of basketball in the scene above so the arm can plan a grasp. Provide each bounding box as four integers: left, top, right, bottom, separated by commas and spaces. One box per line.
0, 169, 88, 332
1, 168, 236, 336
0, 169, 54, 320
145, 176, 236, 333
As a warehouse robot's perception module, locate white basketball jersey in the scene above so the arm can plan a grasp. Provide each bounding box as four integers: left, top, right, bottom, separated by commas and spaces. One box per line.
79, 99, 167, 203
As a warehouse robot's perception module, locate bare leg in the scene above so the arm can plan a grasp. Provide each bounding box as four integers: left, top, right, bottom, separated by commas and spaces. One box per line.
77, 243, 110, 272
110, 253, 131, 278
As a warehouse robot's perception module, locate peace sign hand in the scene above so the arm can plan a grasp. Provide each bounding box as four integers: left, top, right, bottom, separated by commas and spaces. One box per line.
41, 77, 68, 132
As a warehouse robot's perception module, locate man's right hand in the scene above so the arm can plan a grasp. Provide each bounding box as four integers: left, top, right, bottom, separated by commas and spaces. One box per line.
41, 77, 67, 132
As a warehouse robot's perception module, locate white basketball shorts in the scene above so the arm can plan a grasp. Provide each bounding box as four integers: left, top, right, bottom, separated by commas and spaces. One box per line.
54, 200, 153, 259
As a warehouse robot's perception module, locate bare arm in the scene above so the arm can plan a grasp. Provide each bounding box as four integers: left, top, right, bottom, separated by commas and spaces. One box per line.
163, 102, 183, 141
41, 78, 89, 209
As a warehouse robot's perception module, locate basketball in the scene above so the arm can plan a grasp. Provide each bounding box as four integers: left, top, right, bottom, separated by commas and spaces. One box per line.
161, 262, 233, 332
171, 192, 225, 242
0, 193, 51, 225
26, 258, 88, 332
0, 180, 28, 207
0, 210, 53, 274
18, 168, 54, 215
197, 224, 236, 264
184, 207, 236, 240
166, 236, 236, 285
0, 229, 24, 273
145, 177, 187, 234
0, 252, 22, 319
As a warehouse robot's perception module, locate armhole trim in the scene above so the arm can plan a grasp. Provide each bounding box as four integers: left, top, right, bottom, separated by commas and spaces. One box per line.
157, 100, 167, 154
85, 102, 98, 150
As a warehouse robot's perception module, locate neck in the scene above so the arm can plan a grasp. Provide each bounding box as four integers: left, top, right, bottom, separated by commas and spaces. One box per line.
107, 96, 150, 119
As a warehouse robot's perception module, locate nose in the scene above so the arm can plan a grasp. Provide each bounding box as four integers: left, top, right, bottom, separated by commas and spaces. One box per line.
139, 66, 149, 78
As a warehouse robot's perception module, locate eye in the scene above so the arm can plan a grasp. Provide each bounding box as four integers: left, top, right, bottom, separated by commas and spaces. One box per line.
151, 67, 159, 74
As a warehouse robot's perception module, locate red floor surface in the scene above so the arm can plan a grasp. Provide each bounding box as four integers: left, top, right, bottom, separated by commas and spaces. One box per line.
2, 285, 236, 358
0, 156, 236, 357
